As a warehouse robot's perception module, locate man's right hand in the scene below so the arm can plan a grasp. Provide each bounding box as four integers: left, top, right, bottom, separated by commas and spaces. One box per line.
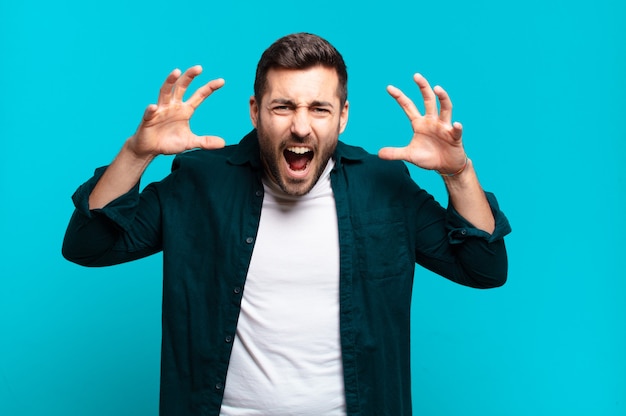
129, 65, 226, 158
88, 66, 225, 210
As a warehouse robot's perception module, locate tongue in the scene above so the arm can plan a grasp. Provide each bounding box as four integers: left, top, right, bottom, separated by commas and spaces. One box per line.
284, 151, 311, 171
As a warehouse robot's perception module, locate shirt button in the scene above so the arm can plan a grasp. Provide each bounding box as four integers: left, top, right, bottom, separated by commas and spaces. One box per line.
225, 335, 233, 343
255, 190, 263, 197
233, 286, 242, 294
460, 229, 467, 235
215, 382, 224, 390
245, 237, 254, 244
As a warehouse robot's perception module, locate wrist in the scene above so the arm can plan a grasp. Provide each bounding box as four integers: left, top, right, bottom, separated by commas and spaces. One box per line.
436, 154, 470, 178
123, 136, 158, 164
441, 157, 475, 187
437, 155, 468, 177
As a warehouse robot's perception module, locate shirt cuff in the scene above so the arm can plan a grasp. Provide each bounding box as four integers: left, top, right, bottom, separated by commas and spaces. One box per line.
446, 192, 512, 244
71, 166, 141, 232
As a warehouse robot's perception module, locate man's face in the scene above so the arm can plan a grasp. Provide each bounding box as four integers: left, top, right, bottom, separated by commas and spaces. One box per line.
250, 66, 349, 196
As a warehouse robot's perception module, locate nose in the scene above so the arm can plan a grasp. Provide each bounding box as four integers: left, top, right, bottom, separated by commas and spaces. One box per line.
290, 107, 312, 139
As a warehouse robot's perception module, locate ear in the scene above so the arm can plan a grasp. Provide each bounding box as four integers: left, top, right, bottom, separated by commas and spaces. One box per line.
339, 100, 349, 134
249, 96, 259, 128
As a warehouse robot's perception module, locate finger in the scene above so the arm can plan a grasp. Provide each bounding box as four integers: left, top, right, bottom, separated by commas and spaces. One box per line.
434, 85, 453, 124
172, 65, 203, 102
142, 104, 158, 122
157, 68, 181, 105
414, 73, 437, 116
193, 134, 226, 150
187, 78, 226, 110
451, 121, 463, 141
387, 84, 422, 120
377, 146, 409, 161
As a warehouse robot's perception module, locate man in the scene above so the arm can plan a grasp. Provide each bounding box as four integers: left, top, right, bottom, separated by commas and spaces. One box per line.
63, 33, 511, 415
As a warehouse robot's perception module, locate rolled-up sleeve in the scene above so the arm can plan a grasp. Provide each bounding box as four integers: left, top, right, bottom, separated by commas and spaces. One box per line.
436, 191, 511, 288
446, 192, 512, 244
62, 166, 162, 267
411, 187, 511, 289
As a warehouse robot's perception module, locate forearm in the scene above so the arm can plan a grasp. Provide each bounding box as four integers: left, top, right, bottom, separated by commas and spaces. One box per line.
442, 158, 495, 234
412, 181, 509, 288
89, 137, 155, 210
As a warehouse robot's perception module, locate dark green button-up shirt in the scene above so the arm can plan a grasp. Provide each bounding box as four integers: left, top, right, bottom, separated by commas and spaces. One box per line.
63, 130, 511, 415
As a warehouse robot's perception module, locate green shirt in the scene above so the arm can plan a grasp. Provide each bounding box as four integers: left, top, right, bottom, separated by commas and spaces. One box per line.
63, 129, 511, 415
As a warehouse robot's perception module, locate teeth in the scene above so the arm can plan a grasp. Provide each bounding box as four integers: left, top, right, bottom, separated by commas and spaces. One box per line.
287, 146, 311, 154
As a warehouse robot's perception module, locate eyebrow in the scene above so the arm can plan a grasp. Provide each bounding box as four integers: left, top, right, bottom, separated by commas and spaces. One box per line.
269, 98, 335, 108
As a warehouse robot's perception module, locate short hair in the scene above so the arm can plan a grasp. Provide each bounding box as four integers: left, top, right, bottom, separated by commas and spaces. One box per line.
254, 33, 348, 106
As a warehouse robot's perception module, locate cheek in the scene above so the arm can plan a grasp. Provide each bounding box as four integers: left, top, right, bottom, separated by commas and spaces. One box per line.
313, 120, 342, 142
260, 113, 290, 135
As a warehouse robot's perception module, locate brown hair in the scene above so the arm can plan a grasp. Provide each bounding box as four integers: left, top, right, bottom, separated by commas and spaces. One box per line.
254, 33, 348, 106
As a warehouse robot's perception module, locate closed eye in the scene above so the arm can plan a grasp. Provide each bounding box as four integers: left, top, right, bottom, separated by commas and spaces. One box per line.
271, 105, 294, 115
267, 100, 334, 117
312, 107, 331, 114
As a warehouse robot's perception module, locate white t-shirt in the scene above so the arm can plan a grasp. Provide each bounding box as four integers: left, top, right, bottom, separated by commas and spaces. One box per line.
220, 160, 346, 415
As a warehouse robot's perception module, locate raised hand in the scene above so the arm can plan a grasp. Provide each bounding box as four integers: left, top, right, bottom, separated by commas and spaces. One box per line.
88, 66, 225, 209
128, 65, 226, 158
378, 73, 467, 175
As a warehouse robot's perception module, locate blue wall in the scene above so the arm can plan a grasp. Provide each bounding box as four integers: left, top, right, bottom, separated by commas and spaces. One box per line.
1, 0, 624, 414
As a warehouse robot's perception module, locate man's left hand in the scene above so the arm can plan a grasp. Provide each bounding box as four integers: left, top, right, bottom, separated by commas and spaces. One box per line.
378, 73, 467, 176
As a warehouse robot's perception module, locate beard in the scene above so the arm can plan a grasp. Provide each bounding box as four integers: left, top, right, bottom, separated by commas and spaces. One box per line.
256, 120, 338, 197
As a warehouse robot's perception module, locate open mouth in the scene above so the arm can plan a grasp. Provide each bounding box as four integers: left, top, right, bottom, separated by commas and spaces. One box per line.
284, 146, 314, 172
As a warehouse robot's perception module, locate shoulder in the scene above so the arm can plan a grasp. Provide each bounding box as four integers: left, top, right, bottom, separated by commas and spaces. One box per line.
336, 141, 411, 180
173, 145, 238, 169
334, 142, 425, 208
172, 130, 262, 174
164, 144, 257, 192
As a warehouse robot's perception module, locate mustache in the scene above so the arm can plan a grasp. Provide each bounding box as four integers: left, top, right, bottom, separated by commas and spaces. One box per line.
289, 132, 311, 143
278, 133, 313, 148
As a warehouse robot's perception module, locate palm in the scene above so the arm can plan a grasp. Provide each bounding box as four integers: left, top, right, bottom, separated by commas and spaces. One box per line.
379, 73, 467, 175
130, 66, 226, 157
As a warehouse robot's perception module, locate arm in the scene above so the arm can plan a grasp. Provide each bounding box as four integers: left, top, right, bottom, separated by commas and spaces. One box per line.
378, 73, 494, 233
90, 65, 226, 209
63, 66, 225, 265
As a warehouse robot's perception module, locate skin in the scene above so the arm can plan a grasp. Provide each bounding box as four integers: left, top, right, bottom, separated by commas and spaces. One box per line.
249, 66, 349, 196
88, 65, 226, 211
379, 73, 495, 233
89, 65, 494, 234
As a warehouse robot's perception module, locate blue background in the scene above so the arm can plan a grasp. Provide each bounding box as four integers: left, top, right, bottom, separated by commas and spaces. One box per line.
1, 0, 624, 414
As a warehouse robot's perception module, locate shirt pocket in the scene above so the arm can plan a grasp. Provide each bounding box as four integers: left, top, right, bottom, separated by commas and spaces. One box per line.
351, 207, 413, 281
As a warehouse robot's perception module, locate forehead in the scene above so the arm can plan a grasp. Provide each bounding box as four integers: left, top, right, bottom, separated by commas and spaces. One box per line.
264, 66, 340, 103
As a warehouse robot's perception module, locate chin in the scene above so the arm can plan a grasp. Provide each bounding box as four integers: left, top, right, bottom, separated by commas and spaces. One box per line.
278, 176, 314, 196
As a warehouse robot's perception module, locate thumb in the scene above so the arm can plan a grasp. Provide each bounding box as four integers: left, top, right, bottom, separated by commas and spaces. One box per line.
142, 104, 158, 122
194, 135, 226, 150
378, 146, 407, 161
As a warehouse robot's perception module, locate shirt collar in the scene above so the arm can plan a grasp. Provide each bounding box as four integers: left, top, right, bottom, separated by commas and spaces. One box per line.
227, 130, 263, 168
